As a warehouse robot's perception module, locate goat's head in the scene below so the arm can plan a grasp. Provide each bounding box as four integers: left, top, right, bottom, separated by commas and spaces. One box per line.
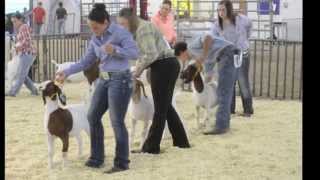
39, 80, 66, 106
132, 79, 147, 103
83, 59, 100, 85
180, 61, 203, 84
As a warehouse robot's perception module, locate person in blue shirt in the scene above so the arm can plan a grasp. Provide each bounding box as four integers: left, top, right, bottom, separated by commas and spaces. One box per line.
55, 3, 139, 174
174, 32, 239, 135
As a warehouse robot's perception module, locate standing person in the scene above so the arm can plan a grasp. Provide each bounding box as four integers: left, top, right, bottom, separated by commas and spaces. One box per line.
211, 0, 254, 116
174, 33, 239, 135
151, 0, 177, 47
5, 13, 38, 97
32, 2, 46, 35
55, 4, 139, 173
56, 2, 67, 34
117, 8, 190, 154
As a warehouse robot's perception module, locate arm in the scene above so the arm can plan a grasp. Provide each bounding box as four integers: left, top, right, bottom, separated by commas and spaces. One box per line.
63, 39, 97, 77
210, 22, 221, 37
134, 28, 161, 76
200, 35, 213, 61
246, 17, 252, 39
105, 30, 139, 60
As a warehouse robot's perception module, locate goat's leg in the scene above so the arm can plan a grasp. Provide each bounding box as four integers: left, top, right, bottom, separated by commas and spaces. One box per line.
47, 134, 55, 169
204, 106, 210, 129
61, 135, 69, 168
140, 120, 150, 149
75, 134, 83, 157
84, 122, 90, 138
161, 121, 168, 140
130, 118, 137, 149
196, 106, 201, 129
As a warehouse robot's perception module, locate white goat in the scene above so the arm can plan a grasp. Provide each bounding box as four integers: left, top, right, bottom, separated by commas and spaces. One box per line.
5, 48, 20, 90
128, 79, 154, 150
39, 80, 90, 169
180, 62, 218, 129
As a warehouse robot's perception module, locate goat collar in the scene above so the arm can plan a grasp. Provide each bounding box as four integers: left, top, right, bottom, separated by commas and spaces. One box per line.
192, 63, 203, 81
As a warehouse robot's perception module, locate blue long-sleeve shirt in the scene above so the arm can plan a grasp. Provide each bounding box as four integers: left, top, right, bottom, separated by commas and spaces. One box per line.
64, 22, 139, 77
211, 14, 252, 51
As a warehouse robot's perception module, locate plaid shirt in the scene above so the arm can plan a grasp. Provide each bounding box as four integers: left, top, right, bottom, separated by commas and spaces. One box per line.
15, 24, 36, 55
134, 19, 174, 74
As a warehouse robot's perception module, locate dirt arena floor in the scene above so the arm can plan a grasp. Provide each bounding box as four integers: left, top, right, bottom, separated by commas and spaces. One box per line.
5, 81, 302, 180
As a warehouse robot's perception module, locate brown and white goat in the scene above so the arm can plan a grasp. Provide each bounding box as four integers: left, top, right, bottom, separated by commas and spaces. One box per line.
180, 62, 218, 129
128, 79, 154, 150
39, 80, 90, 169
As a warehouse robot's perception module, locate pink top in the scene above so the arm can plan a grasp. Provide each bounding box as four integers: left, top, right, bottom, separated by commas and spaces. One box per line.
151, 10, 177, 45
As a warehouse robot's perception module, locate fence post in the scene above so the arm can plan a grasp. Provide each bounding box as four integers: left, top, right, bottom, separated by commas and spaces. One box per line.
42, 35, 48, 81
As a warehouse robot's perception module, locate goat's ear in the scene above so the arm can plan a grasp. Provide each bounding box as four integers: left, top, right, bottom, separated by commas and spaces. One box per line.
57, 88, 67, 106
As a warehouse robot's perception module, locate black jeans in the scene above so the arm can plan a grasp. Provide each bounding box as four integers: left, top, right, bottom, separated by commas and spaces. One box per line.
142, 57, 190, 153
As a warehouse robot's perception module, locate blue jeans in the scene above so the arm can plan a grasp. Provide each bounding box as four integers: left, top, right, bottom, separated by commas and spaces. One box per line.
87, 70, 132, 169
7, 53, 38, 96
34, 23, 43, 35
57, 19, 65, 34
215, 46, 238, 130
231, 52, 254, 114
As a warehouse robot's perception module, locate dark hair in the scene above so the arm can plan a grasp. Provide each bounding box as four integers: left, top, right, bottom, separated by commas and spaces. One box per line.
162, 0, 172, 8
59, 2, 63, 7
38, 2, 42, 6
88, 3, 110, 24
174, 42, 188, 56
119, 7, 139, 34
11, 13, 24, 20
218, 0, 236, 30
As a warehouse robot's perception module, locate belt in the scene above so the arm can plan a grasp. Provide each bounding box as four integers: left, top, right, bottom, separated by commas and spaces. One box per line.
99, 69, 130, 80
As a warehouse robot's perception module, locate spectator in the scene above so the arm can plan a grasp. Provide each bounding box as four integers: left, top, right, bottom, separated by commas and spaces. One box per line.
32, 2, 46, 35
56, 2, 67, 34
151, 0, 177, 47
211, 0, 254, 117
174, 32, 239, 135
5, 13, 38, 97
23, 7, 31, 26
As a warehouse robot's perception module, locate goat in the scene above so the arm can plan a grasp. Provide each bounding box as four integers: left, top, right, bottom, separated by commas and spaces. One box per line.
128, 79, 154, 150
51, 60, 86, 83
180, 62, 218, 129
39, 80, 90, 169
5, 48, 19, 90
130, 66, 151, 86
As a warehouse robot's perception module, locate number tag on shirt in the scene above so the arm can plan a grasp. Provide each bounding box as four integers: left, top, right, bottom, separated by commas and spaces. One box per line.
234, 50, 243, 68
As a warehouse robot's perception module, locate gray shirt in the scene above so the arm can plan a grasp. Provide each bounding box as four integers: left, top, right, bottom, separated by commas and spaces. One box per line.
211, 14, 252, 51
188, 32, 233, 76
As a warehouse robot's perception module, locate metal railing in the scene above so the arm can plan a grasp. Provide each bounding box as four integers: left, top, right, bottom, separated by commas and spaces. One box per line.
181, 39, 303, 100
6, 33, 302, 100
6, 33, 92, 83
